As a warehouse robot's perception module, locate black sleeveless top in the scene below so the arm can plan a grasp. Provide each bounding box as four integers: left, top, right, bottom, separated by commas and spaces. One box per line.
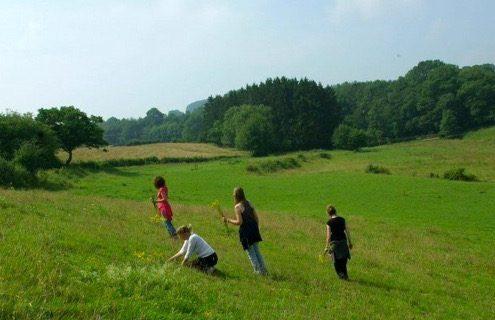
238, 201, 263, 250
327, 216, 347, 241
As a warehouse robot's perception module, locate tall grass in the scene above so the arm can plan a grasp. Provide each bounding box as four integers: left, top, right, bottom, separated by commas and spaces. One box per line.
65, 143, 246, 163
1, 180, 494, 319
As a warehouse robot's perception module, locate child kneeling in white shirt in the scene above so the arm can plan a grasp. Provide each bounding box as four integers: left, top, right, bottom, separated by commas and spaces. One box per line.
168, 224, 218, 274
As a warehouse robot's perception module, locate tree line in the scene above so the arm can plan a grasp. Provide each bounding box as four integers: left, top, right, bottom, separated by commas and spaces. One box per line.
103, 60, 494, 153
333, 60, 495, 148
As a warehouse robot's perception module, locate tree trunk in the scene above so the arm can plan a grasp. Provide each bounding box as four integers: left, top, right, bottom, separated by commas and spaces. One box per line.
65, 150, 73, 165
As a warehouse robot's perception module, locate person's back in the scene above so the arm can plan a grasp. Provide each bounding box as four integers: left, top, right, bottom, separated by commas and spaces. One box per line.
328, 216, 346, 242
325, 205, 352, 280
184, 233, 215, 259
239, 201, 262, 249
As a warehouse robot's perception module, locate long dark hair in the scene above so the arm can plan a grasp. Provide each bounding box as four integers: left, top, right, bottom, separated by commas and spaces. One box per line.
234, 187, 255, 219
233, 187, 246, 204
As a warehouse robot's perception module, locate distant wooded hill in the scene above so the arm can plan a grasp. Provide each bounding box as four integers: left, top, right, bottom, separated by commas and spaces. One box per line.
101, 60, 495, 154
186, 99, 207, 113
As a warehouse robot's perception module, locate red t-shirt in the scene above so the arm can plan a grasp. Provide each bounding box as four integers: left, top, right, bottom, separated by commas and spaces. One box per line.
157, 187, 173, 220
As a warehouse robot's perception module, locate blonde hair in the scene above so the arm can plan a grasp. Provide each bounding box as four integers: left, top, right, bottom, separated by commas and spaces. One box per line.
176, 224, 192, 235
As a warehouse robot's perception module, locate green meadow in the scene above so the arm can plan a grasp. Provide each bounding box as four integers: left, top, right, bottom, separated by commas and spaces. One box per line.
1, 128, 495, 319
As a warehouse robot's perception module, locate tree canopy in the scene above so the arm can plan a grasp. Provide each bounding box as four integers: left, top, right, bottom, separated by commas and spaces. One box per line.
100, 60, 495, 154
36, 106, 107, 164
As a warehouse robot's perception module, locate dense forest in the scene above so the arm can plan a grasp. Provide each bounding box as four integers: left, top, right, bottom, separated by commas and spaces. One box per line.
334, 60, 495, 146
102, 60, 495, 153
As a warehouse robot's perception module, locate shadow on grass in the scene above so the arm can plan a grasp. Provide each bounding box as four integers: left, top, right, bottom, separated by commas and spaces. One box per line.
211, 269, 232, 280
33, 166, 139, 191
73, 166, 140, 177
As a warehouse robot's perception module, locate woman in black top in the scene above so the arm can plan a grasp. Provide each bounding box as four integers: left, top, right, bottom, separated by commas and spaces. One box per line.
223, 187, 267, 275
326, 205, 353, 280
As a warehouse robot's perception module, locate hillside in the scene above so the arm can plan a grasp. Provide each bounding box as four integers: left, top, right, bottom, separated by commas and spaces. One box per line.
186, 99, 207, 113
1, 127, 495, 319
303, 126, 495, 181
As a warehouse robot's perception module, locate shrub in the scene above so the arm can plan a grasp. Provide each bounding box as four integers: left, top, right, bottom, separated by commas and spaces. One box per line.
246, 157, 301, 174
365, 164, 390, 175
297, 154, 307, 161
429, 172, 440, 179
0, 157, 35, 188
443, 168, 478, 182
332, 124, 368, 150
319, 152, 332, 159
0, 113, 60, 169
13, 142, 61, 173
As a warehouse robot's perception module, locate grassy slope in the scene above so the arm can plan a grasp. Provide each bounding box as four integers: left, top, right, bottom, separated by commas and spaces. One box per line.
63, 143, 245, 163
296, 126, 495, 181
1, 127, 495, 319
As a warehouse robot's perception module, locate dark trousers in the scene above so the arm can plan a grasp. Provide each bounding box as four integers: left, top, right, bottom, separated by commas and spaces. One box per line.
334, 258, 348, 279
193, 252, 218, 272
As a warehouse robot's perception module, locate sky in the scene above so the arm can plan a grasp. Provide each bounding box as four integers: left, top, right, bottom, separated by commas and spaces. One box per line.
0, 0, 494, 119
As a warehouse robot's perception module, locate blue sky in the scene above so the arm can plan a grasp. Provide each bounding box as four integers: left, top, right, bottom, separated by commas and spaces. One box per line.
0, 0, 494, 119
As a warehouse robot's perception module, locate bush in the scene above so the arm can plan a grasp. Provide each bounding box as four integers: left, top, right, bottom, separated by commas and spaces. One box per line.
246, 157, 301, 174
429, 172, 440, 179
0, 113, 60, 168
443, 168, 478, 182
365, 164, 390, 175
297, 154, 307, 161
13, 142, 61, 173
0, 157, 35, 188
319, 152, 332, 159
332, 124, 368, 150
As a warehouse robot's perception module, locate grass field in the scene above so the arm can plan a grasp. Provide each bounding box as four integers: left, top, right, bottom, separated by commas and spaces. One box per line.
319, 127, 495, 181
62, 143, 246, 163
1, 128, 495, 319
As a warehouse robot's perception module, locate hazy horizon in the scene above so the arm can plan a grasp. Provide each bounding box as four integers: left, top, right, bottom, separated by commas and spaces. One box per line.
1, 0, 494, 119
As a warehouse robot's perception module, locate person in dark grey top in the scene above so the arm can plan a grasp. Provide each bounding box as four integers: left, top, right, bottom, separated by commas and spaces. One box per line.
223, 187, 267, 275
325, 205, 353, 280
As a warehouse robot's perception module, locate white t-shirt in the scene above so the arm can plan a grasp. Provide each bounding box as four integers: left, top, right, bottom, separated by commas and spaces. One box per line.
179, 233, 215, 260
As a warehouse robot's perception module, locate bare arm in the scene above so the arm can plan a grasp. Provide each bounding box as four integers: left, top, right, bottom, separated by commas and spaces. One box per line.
155, 194, 168, 203
224, 205, 243, 226
167, 251, 183, 262
326, 225, 331, 245
168, 240, 188, 262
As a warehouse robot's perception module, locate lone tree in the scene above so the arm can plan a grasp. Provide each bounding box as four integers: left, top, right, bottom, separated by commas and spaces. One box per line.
36, 106, 107, 164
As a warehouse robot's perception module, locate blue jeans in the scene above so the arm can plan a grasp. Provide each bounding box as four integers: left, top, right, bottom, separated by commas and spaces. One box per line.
163, 219, 176, 236
245, 242, 267, 275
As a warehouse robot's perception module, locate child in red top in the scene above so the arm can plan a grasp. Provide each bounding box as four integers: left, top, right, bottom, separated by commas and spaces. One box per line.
154, 176, 177, 238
